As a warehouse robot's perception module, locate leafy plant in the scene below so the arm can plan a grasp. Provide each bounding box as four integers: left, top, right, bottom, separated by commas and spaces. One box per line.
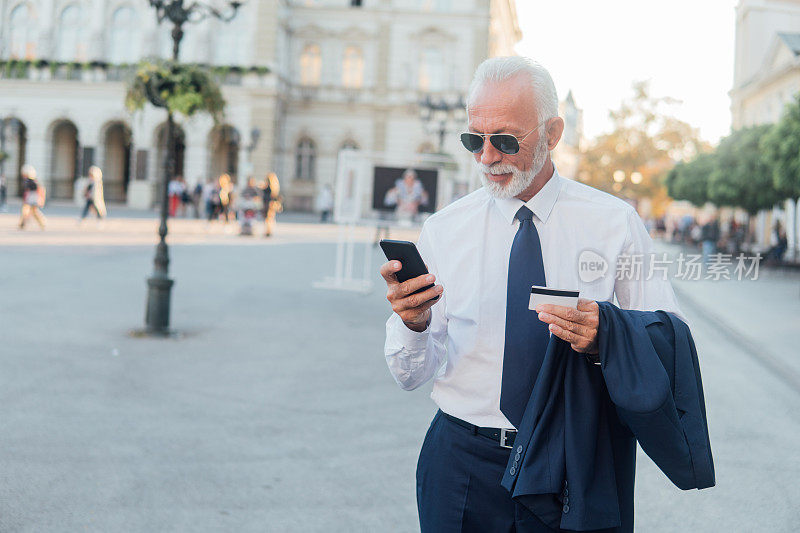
125, 59, 225, 121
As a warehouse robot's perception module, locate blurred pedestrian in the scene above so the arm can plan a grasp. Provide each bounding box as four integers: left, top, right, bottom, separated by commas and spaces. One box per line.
262, 172, 282, 237
218, 173, 233, 223
700, 215, 719, 265
18, 164, 46, 230
168, 175, 184, 217
203, 178, 216, 221
689, 221, 701, 246
80, 166, 107, 221
766, 221, 788, 263
191, 180, 203, 219
0, 173, 7, 212
180, 176, 193, 217
316, 184, 334, 223
239, 177, 261, 236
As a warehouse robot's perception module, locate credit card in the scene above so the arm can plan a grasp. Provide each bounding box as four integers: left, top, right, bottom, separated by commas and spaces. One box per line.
528, 285, 580, 310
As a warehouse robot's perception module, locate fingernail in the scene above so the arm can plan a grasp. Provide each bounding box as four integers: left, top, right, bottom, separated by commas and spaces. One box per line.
435, 285, 443, 293
394, 262, 401, 269
426, 275, 434, 282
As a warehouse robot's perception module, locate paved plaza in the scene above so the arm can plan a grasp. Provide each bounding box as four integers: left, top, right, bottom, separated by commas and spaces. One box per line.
1, 206, 799, 532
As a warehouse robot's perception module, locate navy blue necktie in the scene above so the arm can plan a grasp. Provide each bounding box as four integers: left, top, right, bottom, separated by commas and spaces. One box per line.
501, 206, 550, 429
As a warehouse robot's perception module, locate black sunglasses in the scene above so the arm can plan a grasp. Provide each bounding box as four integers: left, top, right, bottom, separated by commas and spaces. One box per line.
460, 122, 546, 155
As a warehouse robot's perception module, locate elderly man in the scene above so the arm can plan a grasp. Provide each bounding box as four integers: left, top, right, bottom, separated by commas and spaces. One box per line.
380, 57, 700, 532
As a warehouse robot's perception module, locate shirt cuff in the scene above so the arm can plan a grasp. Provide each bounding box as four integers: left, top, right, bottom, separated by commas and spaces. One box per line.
390, 313, 430, 351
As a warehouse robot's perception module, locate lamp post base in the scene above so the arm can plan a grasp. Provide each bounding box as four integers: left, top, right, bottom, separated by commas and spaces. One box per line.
145, 275, 175, 335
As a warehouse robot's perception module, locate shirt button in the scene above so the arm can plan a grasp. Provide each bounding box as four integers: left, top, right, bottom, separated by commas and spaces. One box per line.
563, 504, 570, 514
517, 445, 523, 453
563, 497, 569, 505
509, 467, 516, 476
563, 488, 569, 497
514, 453, 521, 462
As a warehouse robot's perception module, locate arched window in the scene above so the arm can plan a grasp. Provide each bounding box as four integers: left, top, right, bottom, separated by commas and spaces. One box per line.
57, 4, 84, 61
296, 138, 316, 181
300, 44, 322, 86
342, 46, 363, 88
418, 47, 444, 92
109, 6, 138, 63
8, 3, 37, 59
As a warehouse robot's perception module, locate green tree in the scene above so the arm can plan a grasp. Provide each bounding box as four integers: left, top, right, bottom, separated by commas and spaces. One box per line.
664, 152, 715, 207
762, 94, 800, 258
709, 125, 780, 216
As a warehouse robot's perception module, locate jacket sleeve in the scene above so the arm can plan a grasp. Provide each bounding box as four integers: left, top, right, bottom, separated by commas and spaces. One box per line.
597, 301, 715, 490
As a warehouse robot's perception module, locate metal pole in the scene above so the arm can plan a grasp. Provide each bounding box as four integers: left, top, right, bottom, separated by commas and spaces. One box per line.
144, 15, 183, 334
145, 110, 176, 334
142, 0, 243, 334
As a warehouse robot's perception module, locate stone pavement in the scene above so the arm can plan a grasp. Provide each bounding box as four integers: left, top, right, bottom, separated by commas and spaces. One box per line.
0, 213, 799, 531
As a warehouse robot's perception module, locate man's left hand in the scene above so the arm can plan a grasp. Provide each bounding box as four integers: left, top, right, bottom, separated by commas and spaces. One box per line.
535, 298, 599, 354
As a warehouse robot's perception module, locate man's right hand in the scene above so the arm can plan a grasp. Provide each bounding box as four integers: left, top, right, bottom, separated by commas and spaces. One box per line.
380, 261, 444, 332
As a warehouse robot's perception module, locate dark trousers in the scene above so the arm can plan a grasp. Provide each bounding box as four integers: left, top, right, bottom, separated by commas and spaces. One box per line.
81, 199, 101, 219
417, 410, 559, 533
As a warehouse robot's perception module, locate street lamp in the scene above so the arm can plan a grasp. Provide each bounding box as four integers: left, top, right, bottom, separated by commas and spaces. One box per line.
144, 0, 245, 335
418, 94, 466, 153
149, 0, 244, 62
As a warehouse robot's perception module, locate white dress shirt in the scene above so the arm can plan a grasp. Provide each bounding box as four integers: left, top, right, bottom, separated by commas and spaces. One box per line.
384, 168, 686, 429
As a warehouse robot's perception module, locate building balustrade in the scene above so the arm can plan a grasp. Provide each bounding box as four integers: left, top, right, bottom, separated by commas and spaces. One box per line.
0, 60, 270, 87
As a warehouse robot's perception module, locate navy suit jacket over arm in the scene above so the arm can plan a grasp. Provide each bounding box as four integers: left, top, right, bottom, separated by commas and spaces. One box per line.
500, 301, 714, 532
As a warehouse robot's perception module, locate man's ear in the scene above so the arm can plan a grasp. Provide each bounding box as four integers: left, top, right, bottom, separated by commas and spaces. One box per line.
546, 117, 565, 151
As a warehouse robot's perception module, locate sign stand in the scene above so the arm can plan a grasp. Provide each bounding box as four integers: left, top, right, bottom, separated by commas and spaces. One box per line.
313, 149, 455, 294
313, 222, 374, 294
313, 150, 374, 293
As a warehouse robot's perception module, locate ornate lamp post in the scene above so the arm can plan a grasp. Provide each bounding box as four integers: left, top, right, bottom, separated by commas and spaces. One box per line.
144, 0, 244, 335
150, 0, 244, 62
418, 94, 466, 153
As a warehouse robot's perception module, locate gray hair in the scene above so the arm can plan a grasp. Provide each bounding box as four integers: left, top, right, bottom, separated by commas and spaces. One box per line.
466, 56, 559, 122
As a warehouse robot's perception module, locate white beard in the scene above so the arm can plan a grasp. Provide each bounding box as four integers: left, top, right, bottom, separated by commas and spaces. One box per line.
474, 133, 549, 199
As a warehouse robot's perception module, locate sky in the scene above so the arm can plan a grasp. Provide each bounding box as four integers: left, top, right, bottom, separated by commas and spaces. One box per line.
515, 0, 738, 145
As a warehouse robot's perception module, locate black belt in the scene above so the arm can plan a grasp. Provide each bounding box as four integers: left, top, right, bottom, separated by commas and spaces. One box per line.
441, 411, 517, 449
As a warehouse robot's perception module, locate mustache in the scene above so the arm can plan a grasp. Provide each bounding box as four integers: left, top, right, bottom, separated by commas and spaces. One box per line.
475, 163, 519, 175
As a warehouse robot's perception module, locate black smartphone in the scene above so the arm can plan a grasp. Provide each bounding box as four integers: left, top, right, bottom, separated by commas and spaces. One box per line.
379, 239, 439, 301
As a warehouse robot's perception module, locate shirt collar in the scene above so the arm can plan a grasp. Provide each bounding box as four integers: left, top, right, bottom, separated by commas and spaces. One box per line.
493, 166, 563, 225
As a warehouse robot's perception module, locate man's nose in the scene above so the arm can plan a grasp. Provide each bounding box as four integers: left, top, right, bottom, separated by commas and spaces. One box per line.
479, 137, 502, 166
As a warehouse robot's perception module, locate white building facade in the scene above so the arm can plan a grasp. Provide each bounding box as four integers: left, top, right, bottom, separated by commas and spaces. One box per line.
0, 0, 521, 210
730, 0, 800, 253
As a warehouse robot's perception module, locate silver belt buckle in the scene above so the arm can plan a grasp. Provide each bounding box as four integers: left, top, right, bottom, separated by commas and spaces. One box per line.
499, 428, 514, 449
